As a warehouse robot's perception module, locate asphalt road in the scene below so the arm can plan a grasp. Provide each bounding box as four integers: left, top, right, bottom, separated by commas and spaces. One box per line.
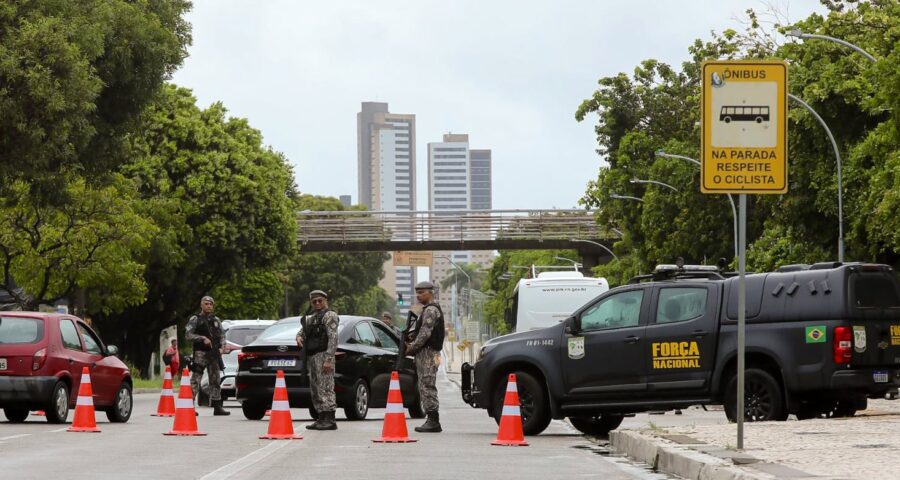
0, 373, 718, 479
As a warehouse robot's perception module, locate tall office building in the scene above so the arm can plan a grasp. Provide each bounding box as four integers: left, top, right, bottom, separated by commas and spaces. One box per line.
357, 102, 417, 315
427, 134, 493, 316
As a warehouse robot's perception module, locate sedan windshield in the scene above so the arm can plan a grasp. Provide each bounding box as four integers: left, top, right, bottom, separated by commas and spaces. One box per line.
257, 318, 346, 343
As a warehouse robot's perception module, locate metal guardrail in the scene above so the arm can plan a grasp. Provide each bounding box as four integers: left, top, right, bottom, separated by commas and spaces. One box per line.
296, 209, 610, 244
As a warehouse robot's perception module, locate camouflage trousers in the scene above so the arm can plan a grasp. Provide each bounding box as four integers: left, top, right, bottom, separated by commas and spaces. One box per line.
190, 350, 221, 403
415, 347, 439, 413
308, 352, 336, 413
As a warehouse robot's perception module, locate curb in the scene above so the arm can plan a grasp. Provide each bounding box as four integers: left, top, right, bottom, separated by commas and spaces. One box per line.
610, 430, 774, 480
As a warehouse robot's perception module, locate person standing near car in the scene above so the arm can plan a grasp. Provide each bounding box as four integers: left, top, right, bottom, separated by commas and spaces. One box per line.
185, 296, 230, 416
381, 312, 401, 336
406, 281, 445, 433
295, 290, 339, 430
164, 339, 180, 380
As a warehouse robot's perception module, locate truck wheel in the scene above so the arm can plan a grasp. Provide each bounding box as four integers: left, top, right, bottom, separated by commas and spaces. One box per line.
491, 371, 551, 436
724, 368, 787, 422
569, 415, 624, 436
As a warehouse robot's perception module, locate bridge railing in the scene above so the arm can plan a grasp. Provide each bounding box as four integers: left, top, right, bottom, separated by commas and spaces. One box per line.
296, 209, 607, 243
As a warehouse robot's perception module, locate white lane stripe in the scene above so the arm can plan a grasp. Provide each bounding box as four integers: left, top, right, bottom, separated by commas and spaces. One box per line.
270, 400, 290, 411
501, 405, 521, 417
76, 397, 93, 406
385, 403, 405, 414
275, 378, 286, 388
389, 380, 400, 390
49, 428, 68, 433
175, 398, 194, 409
506, 382, 518, 392
198, 440, 295, 480
0, 434, 31, 441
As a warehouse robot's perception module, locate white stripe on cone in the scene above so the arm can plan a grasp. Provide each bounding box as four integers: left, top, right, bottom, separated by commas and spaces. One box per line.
275, 378, 286, 388
389, 380, 400, 390
161, 389, 173, 396
164, 371, 172, 380
76, 396, 94, 407
506, 382, 517, 392
81, 375, 91, 384
175, 398, 194, 409
385, 403, 405, 414
271, 400, 290, 411
501, 405, 521, 417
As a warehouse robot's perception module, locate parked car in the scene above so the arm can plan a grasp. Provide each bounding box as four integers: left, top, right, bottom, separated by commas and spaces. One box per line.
0, 312, 132, 424
236, 315, 424, 421
462, 262, 900, 436
198, 319, 276, 404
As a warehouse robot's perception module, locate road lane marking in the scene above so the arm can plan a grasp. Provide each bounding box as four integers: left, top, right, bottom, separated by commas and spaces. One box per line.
0, 434, 31, 441
49, 428, 68, 433
197, 440, 296, 480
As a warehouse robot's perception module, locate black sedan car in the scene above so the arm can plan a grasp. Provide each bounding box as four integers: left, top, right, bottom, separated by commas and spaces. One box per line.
235, 315, 424, 421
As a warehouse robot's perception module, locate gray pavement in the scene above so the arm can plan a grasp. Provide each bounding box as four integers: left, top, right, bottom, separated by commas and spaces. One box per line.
0, 374, 674, 480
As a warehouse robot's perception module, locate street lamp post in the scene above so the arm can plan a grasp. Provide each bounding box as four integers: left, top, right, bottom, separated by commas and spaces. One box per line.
609, 193, 644, 203
570, 238, 619, 262
785, 29, 877, 62
434, 255, 471, 328
656, 150, 739, 261
630, 177, 679, 192
787, 94, 845, 262
554, 256, 582, 270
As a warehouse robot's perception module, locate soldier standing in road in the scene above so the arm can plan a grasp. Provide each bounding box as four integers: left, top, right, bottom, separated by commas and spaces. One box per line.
407, 281, 445, 433
295, 290, 339, 430
185, 296, 230, 416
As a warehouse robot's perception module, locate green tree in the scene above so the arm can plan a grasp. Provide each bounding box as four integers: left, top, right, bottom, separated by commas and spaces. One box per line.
285, 195, 390, 318
211, 269, 284, 320
0, 0, 191, 187
95, 85, 298, 375
439, 263, 485, 292
0, 174, 156, 312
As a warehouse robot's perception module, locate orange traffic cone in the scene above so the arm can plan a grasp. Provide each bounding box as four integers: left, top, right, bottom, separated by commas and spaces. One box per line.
260, 370, 302, 440
372, 371, 417, 443
151, 366, 176, 417
33, 410, 45, 416
491, 374, 528, 446
164, 367, 206, 436
67, 367, 100, 433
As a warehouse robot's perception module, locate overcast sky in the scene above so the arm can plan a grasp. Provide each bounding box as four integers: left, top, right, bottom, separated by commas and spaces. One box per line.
172, 0, 825, 210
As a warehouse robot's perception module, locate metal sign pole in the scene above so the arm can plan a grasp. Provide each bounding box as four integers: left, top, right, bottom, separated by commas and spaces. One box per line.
737, 193, 747, 450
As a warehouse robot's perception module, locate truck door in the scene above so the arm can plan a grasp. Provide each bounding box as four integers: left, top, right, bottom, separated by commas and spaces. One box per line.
562, 288, 648, 397
643, 284, 719, 394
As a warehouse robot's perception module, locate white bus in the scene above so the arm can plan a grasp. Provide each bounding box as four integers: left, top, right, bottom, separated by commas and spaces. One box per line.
506, 270, 609, 333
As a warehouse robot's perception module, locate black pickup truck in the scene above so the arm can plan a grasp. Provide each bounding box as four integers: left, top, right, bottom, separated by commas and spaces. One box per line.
461, 262, 900, 436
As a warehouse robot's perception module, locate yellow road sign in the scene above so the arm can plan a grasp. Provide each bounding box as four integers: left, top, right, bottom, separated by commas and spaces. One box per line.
392, 250, 433, 267
701, 60, 788, 194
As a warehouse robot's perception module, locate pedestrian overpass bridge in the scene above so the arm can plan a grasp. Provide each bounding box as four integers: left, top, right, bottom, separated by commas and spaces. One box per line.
296, 209, 617, 270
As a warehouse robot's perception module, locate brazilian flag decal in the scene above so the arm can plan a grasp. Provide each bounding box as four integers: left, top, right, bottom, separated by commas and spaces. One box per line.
805, 326, 826, 344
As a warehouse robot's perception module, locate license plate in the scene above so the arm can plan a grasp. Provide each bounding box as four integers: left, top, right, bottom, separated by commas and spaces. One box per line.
268, 358, 296, 367
0, 358, 6, 370
873, 370, 889, 383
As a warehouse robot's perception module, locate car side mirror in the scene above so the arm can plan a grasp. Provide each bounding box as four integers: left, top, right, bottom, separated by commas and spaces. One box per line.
564, 317, 579, 335
106, 345, 119, 356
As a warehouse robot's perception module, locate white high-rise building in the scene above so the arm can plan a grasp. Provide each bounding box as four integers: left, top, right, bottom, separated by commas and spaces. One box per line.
427, 134, 494, 317
358, 102, 416, 315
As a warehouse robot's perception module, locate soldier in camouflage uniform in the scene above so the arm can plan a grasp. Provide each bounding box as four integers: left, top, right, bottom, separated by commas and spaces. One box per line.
407, 281, 444, 433
295, 290, 339, 430
185, 296, 230, 416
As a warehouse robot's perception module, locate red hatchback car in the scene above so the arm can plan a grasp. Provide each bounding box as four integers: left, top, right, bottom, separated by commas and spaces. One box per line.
0, 312, 133, 424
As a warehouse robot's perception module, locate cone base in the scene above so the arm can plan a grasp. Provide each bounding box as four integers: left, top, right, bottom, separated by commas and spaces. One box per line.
164, 430, 207, 436
151, 413, 175, 417
491, 439, 529, 446
372, 437, 418, 443
67, 426, 101, 433
260, 434, 303, 440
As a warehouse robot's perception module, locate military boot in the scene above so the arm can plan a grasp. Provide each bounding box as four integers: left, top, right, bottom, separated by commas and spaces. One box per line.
414, 411, 442, 433
212, 399, 231, 416
306, 411, 337, 430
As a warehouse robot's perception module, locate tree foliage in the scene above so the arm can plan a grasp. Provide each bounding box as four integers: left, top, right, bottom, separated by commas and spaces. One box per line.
576, 1, 900, 281
0, 0, 191, 187
285, 195, 390, 318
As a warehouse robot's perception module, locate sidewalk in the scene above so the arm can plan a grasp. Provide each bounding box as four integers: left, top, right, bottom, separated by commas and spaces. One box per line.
612, 399, 900, 480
